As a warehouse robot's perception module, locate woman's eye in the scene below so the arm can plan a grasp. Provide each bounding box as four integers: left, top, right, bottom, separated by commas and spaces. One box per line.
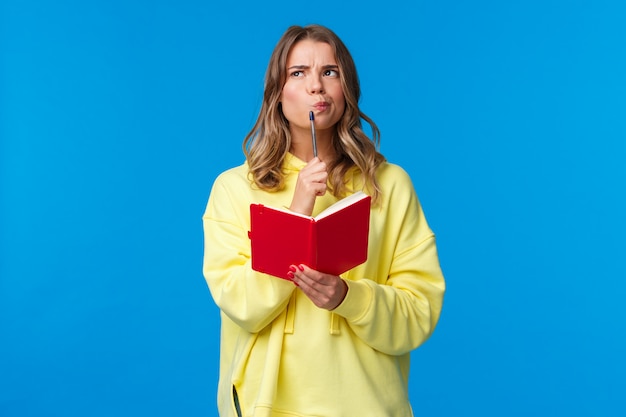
291, 71, 303, 77
324, 69, 339, 77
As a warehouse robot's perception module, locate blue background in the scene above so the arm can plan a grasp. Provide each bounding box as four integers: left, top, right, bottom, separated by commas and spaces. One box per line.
1, 0, 624, 416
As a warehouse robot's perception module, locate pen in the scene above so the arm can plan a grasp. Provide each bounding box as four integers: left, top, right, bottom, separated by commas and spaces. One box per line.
309, 111, 317, 158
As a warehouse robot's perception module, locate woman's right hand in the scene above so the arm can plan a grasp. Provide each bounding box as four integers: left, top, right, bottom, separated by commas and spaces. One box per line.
289, 157, 327, 216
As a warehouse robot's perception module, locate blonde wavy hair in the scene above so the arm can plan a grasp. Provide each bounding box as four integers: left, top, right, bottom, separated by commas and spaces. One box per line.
243, 24, 385, 201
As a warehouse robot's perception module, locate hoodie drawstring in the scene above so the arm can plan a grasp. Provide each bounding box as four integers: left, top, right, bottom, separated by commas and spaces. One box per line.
285, 292, 341, 335
330, 313, 341, 335
284, 293, 296, 334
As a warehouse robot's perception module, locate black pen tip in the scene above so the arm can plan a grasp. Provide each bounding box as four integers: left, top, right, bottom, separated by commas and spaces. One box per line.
309, 111, 314, 121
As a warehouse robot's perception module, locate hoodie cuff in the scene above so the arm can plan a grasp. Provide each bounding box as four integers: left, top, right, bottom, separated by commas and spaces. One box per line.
332, 279, 373, 322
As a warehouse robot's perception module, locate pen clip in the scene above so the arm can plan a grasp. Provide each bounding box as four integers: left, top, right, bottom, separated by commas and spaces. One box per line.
309, 111, 318, 158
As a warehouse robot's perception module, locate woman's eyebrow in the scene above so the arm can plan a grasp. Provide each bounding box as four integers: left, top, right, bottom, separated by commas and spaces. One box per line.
287, 64, 339, 70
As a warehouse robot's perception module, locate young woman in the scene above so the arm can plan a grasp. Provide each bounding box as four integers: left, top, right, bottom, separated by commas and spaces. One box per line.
203, 24, 445, 417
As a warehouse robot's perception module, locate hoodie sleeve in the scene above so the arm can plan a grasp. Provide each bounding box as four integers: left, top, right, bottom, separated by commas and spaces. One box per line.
332, 166, 446, 355
202, 174, 295, 334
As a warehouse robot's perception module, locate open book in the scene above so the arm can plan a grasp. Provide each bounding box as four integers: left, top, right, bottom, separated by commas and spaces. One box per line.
248, 191, 371, 280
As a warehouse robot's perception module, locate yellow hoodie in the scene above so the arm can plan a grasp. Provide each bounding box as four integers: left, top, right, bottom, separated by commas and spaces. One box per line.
203, 154, 445, 417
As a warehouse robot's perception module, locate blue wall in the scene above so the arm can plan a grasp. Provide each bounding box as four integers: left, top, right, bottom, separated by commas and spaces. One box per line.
1, 1, 624, 416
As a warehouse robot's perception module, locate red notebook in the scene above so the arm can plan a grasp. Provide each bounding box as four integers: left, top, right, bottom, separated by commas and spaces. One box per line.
249, 192, 371, 280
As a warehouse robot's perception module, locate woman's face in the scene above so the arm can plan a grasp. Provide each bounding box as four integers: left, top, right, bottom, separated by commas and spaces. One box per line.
280, 39, 345, 134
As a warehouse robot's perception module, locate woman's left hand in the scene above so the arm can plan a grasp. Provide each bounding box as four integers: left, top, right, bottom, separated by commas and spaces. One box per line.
288, 264, 348, 310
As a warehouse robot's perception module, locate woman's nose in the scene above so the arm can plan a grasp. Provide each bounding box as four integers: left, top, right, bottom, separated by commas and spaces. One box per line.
307, 76, 324, 94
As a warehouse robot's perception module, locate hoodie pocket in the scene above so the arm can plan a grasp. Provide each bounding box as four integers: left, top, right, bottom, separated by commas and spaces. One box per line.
232, 385, 242, 417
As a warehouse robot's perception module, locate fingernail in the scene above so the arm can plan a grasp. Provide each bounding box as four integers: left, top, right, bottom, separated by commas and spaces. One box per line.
298, 264, 305, 271
289, 265, 297, 272
287, 271, 294, 279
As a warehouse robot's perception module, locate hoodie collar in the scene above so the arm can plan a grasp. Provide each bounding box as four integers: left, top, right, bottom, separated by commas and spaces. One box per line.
283, 152, 308, 172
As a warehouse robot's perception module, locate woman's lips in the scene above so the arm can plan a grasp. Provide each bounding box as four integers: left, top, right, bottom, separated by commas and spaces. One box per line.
313, 102, 330, 111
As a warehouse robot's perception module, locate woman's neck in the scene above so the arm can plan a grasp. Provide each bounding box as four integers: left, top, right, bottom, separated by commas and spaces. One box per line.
289, 126, 335, 162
